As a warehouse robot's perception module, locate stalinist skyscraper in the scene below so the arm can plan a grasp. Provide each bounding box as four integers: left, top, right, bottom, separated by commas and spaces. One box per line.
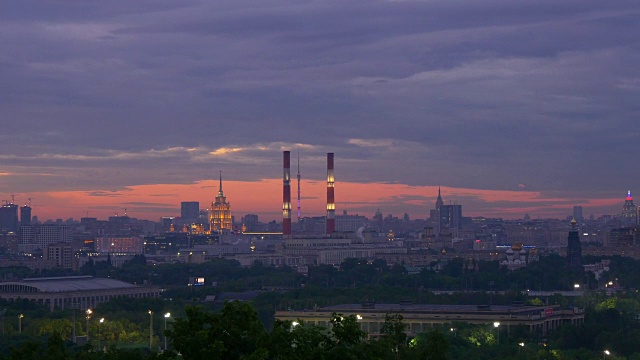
209, 171, 232, 233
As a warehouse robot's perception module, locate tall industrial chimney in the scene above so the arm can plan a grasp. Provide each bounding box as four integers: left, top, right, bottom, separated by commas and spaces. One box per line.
283, 151, 292, 238
326, 153, 335, 235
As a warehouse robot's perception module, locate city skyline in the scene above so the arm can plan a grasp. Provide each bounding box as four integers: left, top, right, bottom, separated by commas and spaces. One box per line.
2, 178, 628, 223
1, 1, 638, 221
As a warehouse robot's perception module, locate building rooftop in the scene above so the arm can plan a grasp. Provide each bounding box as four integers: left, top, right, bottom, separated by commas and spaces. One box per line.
0, 276, 139, 293
317, 303, 558, 316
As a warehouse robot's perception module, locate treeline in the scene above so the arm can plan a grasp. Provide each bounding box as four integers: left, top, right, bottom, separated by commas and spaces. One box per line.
5, 299, 640, 359
6, 253, 640, 296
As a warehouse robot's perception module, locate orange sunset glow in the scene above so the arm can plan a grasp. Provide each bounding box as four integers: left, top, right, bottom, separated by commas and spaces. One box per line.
17, 179, 623, 222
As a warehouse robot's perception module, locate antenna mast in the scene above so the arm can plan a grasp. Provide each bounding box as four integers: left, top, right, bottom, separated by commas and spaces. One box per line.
297, 150, 301, 222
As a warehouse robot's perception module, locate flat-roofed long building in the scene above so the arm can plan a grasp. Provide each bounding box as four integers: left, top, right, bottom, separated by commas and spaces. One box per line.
96, 235, 144, 254
0, 276, 160, 311
276, 303, 584, 336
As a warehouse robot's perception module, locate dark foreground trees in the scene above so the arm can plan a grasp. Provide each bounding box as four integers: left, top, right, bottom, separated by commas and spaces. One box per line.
166, 302, 448, 360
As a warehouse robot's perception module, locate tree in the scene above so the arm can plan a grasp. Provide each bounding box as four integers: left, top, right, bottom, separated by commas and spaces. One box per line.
167, 302, 267, 360
329, 313, 366, 346
423, 330, 449, 360
380, 314, 407, 355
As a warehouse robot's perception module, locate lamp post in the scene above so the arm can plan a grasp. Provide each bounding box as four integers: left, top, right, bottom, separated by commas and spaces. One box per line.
1, 309, 5, 335
604, 350, 610, 360
164, 313, 170, 351
98, 318, 104, 351
69, 303, 80, 344
148, 310, 153, 350
493, 322, 500, 346
70, 304, 77, 343
86, 309, 92, 342
519, 342, 524, 356
450, 327, 457, 337
18, 314, 24, 334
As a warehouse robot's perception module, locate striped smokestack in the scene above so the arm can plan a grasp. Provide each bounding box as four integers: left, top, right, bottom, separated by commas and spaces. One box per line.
326, 152, 335, 235
283, 151, 292, 238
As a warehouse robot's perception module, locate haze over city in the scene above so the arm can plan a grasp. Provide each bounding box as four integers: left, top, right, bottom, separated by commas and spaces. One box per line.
1, 0, 639, 221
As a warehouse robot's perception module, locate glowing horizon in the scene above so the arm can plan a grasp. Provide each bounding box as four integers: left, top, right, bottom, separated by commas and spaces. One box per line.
13, 179, 624, 223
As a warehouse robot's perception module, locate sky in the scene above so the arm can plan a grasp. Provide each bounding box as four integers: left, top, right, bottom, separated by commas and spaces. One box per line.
1, 0, 639, 222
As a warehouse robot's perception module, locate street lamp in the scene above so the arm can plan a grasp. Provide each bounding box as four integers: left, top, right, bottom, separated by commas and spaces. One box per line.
18, 314, 24, 334
70, 303, 79, 344
98, 318, 104, 351
493, 322, 500, 346
86, 309, 92, 342
164, 313, 170, 351
149, 310, 153, 350
604, 350, 610, 360
519, 342, 525, 355
450, 327, 457, 337
1, 309, 5, 335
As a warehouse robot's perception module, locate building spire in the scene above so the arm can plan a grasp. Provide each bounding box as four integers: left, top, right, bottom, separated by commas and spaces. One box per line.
435, 186, 444, 211
218, 171, 224, 197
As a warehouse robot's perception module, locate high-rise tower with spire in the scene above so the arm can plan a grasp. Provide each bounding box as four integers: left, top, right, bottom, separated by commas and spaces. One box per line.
622, 190, 637, 226
209, 171, 232, 233
430, 186, 443, 221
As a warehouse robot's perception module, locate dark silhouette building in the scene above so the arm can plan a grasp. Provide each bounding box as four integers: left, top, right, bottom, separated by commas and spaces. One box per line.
566, 219, 583, 272
181, 202, 200, 222
440, 204, 462, 231
0, 204, 19, 233
20, 205, 32, 226
572, 205, 583, 222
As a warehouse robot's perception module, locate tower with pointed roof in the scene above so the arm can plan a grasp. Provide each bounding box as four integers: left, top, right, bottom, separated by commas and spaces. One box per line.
209, 171, 232, 233
435, 186, 444, 212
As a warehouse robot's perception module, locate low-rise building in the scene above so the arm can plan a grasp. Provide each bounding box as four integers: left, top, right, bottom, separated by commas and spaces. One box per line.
0, 275, 160, 311
276, 303, 584, 337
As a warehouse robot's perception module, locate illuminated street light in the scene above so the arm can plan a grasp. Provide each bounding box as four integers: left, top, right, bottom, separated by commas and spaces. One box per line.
604, 350, 610, 360
493, 322, 500, 345
164, 313, 171, 351
98, 318, 104, 351
86, 309, 92, 341
18, 314, 24, 334
148, 310, 153, 350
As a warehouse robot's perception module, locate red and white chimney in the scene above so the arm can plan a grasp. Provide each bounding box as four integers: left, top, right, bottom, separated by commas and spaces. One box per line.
326, 153, 335, 235
283, 151, 292, 238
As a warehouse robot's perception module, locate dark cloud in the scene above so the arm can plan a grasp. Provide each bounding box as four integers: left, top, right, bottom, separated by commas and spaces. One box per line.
0, 0, 638, 216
